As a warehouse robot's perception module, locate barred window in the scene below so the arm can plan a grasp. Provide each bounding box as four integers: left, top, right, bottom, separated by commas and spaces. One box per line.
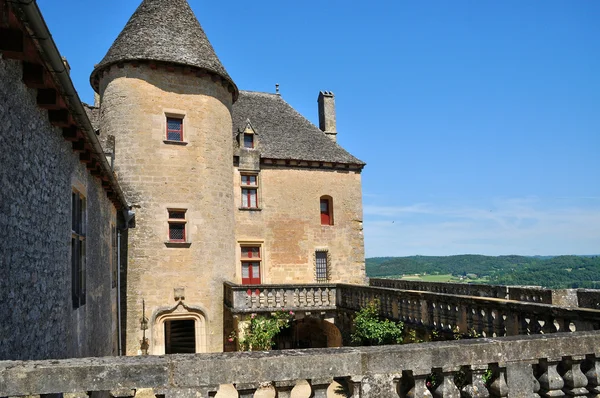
168, 210, 187, 242
166, 117, 183, 141
315, 250, 329, 283
72, 190, 86, 308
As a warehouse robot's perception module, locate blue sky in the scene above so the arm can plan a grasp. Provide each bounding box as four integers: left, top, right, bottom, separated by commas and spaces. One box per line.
37, 0, 600, 257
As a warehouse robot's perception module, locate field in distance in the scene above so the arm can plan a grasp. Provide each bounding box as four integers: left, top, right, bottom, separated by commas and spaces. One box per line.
395, 273, 489, 283
366, 254, 600, 289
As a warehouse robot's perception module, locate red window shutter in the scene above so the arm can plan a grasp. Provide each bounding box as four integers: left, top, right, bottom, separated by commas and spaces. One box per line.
320, 199, 330, 225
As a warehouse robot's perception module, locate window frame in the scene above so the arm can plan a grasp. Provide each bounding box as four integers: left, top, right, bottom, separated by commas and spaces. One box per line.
240, 173, 259, 209
320, 196, 334, 226
71, 190, 87, 309
315, 250, 330, 283
168, 209, 187, 243
243, 133, 254, 149
241, 245, 262, 284
166, 116, 184, 142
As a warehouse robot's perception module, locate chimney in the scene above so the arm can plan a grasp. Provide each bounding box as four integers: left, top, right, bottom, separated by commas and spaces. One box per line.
318, 91, 337, 142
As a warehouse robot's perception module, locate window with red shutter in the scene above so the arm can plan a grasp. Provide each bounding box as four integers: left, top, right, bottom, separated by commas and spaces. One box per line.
241, 174, 259, 209
320, 196, 333, 225
241, 246, 261, 284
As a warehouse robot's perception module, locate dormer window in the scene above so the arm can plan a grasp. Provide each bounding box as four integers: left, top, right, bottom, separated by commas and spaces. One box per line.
240, 119, 257, 149
243, 133, 254, 149
166, 117, 183, 142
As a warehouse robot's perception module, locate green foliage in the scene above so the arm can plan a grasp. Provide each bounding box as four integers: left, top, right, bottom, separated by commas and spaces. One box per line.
351, 299, 404, 346
366, 255, 600, 289
231, 310, 293, 351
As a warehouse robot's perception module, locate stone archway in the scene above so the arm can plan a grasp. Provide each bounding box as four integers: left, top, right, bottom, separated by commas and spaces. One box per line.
276, 316, 343, 349
151, 302, 207, 355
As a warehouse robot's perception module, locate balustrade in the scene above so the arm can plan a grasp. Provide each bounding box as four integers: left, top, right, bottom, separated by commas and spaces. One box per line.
224, 282, 337, 313
336, 284, 600, 338
3, 332, 600, 398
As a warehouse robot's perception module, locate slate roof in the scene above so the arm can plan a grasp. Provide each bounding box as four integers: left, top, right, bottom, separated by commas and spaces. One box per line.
82, 103, 100, 131
232, 91, 365, 167
90, 0, 235, 92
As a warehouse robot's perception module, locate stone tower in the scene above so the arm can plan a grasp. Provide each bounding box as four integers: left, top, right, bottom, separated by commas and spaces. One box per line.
91, 0, 238, 354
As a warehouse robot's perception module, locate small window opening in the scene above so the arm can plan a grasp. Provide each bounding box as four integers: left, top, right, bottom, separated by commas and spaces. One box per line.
320, 196, 333, 225
165, 319, 196, 354
166, 117, 183, 141
168, 209, 187, 242
316, 251, 329, 282
243, 133, 254, 148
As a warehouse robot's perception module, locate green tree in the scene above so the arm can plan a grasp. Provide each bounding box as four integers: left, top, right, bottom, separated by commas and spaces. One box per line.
351, 299, 404, 346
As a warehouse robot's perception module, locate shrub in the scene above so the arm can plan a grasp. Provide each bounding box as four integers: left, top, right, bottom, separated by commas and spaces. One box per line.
351, 299, 404, 346
231, 310, 293, 351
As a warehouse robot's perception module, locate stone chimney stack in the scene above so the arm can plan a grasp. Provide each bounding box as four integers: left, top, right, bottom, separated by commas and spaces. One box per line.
318, 91, 337, 142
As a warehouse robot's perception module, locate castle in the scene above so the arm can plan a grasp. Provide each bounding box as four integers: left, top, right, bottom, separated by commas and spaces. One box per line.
0, 0, 365, 359
3, 1, 600, 396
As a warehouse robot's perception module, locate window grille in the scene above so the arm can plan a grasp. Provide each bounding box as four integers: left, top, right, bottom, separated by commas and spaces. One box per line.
168, 210, 187, 242
316, 251, 328, 283
167, 117, 183, 141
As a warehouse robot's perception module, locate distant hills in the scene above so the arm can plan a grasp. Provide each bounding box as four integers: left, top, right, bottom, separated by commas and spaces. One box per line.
366, 255, 600, 289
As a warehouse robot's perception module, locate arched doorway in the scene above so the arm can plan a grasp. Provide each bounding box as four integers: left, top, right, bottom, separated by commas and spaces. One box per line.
152, 302, 207, 355
275, 317, 342, 349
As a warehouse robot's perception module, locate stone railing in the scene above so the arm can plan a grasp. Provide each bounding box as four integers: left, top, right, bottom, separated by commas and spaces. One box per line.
370, 278, 511, 299
369, 278, 600, 308
339, 284, 600, 337
369, 278, 560, 304
224, 282, 337, 313
2, 331, 600, 397
578, 289, 600, 310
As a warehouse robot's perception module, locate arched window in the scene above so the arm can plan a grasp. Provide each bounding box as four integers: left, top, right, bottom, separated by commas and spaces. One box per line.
320, 196, 333, 225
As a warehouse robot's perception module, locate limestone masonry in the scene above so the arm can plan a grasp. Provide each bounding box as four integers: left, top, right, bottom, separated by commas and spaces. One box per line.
0, 0, 365, 359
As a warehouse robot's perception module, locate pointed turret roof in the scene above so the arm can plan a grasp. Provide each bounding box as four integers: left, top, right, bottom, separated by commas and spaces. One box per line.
91, 0, 236, 96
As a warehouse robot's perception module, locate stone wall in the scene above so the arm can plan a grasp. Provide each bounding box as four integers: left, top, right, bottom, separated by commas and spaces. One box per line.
98, 64, 235, 355
2, 331, 600, 397
234, 166, 365, 285
0, 56, 117, 360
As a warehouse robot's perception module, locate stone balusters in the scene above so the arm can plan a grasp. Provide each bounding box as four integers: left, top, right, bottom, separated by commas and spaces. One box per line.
461, 366, 490, 398
583, 355, 600, 396
561, 356, 589, 396
537, 358, 565, 397
488, 365, 508, 398
431, 368, 461, 398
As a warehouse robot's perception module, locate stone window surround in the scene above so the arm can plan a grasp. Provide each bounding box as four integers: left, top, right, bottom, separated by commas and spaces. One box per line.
163, 109, 188, 145
320, 195, 334, 226
238, 240, 265, 284
239, 171, 261, 211
314, 248, 331, 283
164, 208, 191, 248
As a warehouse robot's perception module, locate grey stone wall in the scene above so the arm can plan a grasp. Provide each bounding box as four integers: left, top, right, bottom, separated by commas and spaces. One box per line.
0, 56, 117, 360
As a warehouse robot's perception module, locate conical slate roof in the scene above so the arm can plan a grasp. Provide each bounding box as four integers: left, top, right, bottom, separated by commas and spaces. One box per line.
91, 0, 236, 93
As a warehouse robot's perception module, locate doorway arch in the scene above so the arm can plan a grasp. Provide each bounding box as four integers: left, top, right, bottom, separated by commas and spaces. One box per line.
152, 302, 207, 355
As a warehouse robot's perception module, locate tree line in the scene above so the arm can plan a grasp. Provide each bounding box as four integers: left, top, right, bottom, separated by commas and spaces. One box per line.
366, 255, 600, 289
